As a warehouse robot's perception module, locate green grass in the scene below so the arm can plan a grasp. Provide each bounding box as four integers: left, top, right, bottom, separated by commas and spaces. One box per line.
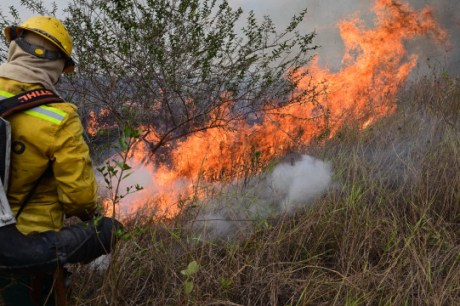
70, 74, 459, 305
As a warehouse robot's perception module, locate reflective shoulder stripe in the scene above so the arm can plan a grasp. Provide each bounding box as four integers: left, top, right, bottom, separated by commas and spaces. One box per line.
24, 105, 67, 125
0, 90, 14, 100
39, 105, 67, 118
0, 89, 67, 124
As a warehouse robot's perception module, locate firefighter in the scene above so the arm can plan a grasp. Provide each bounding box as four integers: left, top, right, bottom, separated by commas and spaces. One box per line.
0, 16, 114, 305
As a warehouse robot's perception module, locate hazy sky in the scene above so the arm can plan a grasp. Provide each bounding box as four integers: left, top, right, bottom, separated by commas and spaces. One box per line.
227, 0, 459, 73
4, 0, 459, 73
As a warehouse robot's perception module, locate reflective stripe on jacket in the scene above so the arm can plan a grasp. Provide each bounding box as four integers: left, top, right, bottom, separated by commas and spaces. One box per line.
0, 78, 97, 234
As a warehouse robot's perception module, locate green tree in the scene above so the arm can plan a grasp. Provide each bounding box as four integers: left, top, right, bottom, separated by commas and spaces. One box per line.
11, 0, 318, 157
0, 7, 20, 63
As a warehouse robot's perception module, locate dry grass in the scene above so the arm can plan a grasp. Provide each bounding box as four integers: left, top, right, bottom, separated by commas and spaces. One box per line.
70, 74, 460, 305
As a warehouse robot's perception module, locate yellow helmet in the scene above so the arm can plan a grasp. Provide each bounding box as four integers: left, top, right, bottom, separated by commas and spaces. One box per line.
4, 16, 75, 73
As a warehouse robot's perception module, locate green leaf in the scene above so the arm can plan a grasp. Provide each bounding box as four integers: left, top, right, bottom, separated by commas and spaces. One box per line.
219, 277, 233, 290
181, 260, 200, 276
118, 137, 128, 151
116, 161, 131, 171
184, 280, 194, 295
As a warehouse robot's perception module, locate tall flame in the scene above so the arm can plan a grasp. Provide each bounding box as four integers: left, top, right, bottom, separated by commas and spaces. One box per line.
97, 0, 447, 218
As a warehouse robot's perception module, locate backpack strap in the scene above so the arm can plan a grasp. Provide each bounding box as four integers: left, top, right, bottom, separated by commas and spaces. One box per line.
0, 89, 63, 117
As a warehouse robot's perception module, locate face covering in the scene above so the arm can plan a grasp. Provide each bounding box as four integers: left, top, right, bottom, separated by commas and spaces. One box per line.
0, 32, 66, 94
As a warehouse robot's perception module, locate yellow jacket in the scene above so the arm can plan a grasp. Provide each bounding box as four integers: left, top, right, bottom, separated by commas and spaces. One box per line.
0, 78, 97, 234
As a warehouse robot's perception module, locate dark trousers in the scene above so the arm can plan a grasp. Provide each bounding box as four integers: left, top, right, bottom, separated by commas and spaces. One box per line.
0, 272, 56, 306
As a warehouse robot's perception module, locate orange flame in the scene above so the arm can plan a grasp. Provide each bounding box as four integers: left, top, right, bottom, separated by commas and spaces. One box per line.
107, 0, 447, 218
86, 107, 113, 136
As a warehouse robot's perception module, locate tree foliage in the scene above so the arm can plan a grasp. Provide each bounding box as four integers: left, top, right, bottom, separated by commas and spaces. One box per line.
0, 7, 20, 63
6, 0, 318, 156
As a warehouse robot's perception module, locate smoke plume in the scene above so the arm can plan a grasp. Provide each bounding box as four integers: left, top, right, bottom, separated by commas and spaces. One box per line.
270, 155, 332, 212
190, 155, 332, 240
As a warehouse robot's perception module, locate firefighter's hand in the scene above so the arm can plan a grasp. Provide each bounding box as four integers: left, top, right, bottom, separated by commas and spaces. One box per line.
78, 209, 101, 221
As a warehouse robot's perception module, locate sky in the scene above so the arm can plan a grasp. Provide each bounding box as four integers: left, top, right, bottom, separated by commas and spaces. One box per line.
227, 0, 459, 74
3, 0, 459, 74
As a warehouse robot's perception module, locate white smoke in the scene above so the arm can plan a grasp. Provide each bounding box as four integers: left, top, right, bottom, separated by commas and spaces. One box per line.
191, 155, 332, 240
95, 158, 191, 217
270, 155, 333, 213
